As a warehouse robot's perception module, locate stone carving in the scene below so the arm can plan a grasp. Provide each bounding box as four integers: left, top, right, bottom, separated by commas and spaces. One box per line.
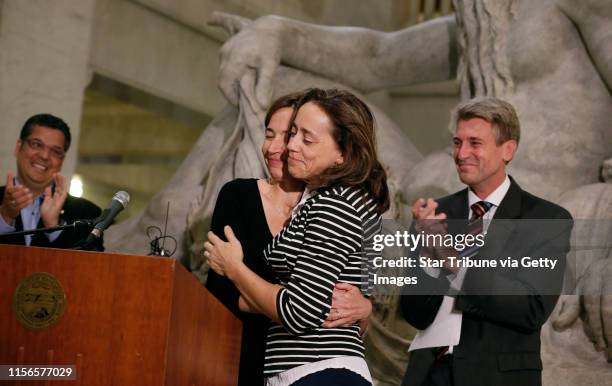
603, 158, 612, 183
106, 0, 612, 384
544, 182, 612, 383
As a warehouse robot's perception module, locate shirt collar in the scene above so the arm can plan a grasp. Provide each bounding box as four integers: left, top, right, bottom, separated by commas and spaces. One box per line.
467, 174, 510, 208
290, 187, 314, 218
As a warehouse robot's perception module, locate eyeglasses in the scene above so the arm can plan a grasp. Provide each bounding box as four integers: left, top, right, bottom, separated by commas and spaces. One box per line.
24, 138, 66, 160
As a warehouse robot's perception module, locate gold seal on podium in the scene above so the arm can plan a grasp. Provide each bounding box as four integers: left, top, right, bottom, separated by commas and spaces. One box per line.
13, 272, 66, 330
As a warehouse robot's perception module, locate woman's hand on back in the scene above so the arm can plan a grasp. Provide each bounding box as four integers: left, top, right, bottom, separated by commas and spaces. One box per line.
204, 225, 245, 278
322, 283, 372, 332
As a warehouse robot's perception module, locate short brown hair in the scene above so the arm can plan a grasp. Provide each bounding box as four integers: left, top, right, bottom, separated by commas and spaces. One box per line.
294, 88, 389, 214
264, 91, 305, 128
451, 96, 520, 145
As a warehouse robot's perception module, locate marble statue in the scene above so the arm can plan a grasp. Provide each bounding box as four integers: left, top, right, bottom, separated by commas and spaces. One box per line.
106, 1, 612, 384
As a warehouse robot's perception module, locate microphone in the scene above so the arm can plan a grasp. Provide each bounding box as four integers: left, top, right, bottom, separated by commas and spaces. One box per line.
88, 191, 130, 241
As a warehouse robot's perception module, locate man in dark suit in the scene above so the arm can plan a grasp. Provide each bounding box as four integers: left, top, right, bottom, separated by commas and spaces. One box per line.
0, 114, 102, 249
401, 97, 572, 386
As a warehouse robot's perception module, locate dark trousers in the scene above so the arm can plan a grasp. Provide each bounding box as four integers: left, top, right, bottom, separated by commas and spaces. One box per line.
289, 368, 371, 386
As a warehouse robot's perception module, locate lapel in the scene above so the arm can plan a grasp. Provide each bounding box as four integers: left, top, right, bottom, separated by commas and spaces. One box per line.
440, 189, 470, 236
12, 212, 27, 246
31, 215, 48, 246
445, 188, 470, 220
479, 177, 523, 258
14, 212, 24, 232
491, 176, 522, 220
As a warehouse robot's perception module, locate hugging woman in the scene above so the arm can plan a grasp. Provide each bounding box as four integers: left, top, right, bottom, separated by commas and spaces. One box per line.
205, 88, 388, 386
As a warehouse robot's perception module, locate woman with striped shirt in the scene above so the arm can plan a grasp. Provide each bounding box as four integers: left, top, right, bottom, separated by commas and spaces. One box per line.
205, 91, 372, 386
205, 88, 389, 385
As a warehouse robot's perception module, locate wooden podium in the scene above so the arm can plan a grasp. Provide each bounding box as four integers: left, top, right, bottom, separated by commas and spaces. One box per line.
0, 244, 241, 385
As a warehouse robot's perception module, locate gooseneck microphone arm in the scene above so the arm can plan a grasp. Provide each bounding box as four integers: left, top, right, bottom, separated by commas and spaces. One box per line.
0, 220, 93, 239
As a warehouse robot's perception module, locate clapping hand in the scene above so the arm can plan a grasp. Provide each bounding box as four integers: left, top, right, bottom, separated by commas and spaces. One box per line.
412, 198, 447, 233
411, 198, 458, 272
40, 173, 68, 227
0, 172, 33, 225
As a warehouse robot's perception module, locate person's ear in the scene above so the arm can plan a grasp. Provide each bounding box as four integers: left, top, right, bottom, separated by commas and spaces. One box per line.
334, 155, 344, 167
14, 139, 22, 157
502, 140, 518, 163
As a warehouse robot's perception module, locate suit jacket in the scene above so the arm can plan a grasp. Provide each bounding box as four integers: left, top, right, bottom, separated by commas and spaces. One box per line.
0, 186, 103, 249
401, 177, 572, 386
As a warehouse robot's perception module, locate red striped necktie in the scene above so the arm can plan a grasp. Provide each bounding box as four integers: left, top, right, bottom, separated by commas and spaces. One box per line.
470, 200, 494, 221
461, 201, 494, 258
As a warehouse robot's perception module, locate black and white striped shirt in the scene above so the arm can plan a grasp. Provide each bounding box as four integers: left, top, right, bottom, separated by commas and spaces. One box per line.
263, 185, 381, 376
